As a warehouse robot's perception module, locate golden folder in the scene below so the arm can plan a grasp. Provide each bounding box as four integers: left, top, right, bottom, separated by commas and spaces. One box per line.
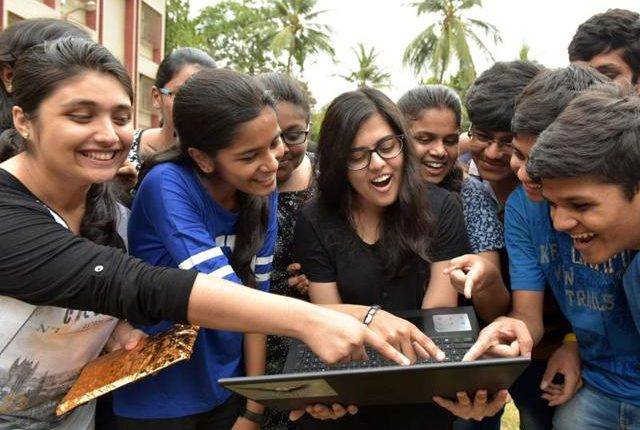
56, 324, 199, 416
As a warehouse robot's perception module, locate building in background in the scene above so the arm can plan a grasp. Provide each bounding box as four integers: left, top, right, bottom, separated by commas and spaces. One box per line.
0, 0, 165, 128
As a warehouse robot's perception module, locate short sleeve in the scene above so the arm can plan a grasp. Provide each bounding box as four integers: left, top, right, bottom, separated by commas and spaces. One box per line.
251, 192, 278, 292
132, 165, 242, 285
505, 188, 546, 292
293, 205, 337, 283
461, 177, 505, 253
430, 190, 471, 262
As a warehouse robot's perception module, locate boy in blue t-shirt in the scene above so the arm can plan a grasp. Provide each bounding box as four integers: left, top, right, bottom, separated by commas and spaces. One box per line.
522, 85, 640, 427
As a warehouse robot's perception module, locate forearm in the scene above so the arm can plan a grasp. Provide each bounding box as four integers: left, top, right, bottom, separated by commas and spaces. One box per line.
508, 309, 544, 345
472, 283, 510, 323
244, 333, 266, 413
187, 273, 326, 339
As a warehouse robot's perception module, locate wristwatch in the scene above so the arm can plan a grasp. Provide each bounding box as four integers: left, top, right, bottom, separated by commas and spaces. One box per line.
241, 408, 265, 425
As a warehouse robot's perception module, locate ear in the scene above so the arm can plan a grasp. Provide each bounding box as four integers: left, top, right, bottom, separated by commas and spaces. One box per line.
1, 65, 13, 93
151, 86, 162, 110
187, 147, 215, 174
12, 106, 31, 138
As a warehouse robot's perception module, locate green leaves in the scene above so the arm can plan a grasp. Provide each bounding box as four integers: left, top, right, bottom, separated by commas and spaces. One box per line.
403, 0, 500, 84
339, 42, 391, 89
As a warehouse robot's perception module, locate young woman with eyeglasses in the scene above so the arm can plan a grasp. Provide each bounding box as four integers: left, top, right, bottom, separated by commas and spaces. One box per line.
293, 88, 510, 429
127, 47, 216, 171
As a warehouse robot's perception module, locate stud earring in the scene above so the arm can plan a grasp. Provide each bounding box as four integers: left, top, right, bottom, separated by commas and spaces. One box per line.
6, 83, 12, 93
23, 132, 29, 140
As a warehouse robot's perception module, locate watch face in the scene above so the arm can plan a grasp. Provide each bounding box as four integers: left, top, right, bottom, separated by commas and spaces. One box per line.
433, 314, 472, 332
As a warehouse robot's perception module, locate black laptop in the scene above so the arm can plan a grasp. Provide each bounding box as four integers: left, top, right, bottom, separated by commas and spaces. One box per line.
219, 307, 529, 410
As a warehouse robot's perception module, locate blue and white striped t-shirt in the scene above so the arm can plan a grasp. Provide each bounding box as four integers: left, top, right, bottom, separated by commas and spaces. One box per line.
113, 161, 277, 419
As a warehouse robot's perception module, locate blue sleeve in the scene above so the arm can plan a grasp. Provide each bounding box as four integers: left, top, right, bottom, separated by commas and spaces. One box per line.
623, 253, 640, 334
132, 165, 242, 285
252, 192, 278, 292
461, 178, 504, 254
504, 188, 545, 291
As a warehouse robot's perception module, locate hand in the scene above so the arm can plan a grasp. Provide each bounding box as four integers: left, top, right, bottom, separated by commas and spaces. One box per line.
463, 316, 533, 361
115, 159, 138, 191
444, 254, 500, 299
434, 389, 510, 420
230, 416, 260, 430
289, 403, 358, 421
104, 320, 147, 353
367, 310, 445, 364
540, 340, 583, 406
302, 307, 410, 365
287, 263, 310, 295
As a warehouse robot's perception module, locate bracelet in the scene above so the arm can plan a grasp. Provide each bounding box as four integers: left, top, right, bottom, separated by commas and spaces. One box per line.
563, 333, 578, 343
241, 408, 265, 425
363, 305, 381, 326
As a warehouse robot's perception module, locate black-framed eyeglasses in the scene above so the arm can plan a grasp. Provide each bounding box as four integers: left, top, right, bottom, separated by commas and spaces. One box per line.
159, 87, 174, 97
281, 128, 310, 146
348, 135, 404, 171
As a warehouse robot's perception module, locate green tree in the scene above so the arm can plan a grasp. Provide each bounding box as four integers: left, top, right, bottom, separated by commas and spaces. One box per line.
403, 0, 501, 84
164, 0, 205, 54
198, 0, 284, 74
269, 0, 335, 75
518, 42, 530, 61
339, 43, 391, 89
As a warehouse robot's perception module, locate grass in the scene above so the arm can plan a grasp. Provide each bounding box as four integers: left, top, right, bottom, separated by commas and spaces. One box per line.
501, 402, 520, 430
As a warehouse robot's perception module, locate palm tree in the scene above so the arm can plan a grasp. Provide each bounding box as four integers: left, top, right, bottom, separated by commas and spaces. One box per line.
269, 0, 334, 75
339, 43, 391, 89
403, 0, 500, 83
518, 42, 530, 61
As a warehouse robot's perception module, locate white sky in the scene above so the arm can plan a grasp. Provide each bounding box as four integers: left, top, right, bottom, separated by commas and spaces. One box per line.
189, 0, 640, 107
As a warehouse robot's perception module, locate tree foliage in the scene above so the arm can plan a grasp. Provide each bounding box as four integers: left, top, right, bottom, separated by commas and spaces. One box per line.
164, 0, 204, 54
404, 0, 500, 84
339, 43, 391, 89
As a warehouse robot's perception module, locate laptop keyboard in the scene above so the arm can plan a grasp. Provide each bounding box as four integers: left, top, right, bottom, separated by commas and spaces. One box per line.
288, 337, 475, 373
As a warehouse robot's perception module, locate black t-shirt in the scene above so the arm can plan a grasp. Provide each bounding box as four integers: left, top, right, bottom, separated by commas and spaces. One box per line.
294, 186, 470, 311
0, 169, 197, 325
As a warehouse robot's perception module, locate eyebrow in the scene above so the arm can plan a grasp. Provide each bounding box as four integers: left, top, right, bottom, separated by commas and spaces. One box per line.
352, 134, 396, 151
61, 99, 132, 110
595, 63, 622, 75
237, 132, 282, 155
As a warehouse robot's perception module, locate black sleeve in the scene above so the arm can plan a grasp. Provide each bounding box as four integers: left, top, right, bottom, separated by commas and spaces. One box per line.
0, 194, 197, 325
293, 205, 337, 283
430, 190, 471, 262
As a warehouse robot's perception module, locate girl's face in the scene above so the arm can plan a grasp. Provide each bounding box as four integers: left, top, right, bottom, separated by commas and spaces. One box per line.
408, 108, 459, 184
510, 133, 543, 201
347, 113, 404, 212
275, 101, 309, 183
14, 71, 133, 187
212, 107, 285, 196
153, 64, 202, 130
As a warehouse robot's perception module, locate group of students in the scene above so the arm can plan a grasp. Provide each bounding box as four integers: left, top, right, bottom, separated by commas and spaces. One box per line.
0, 7, 639, 430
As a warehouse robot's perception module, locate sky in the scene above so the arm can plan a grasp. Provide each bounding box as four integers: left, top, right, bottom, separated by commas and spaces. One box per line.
188, 0, 640, 107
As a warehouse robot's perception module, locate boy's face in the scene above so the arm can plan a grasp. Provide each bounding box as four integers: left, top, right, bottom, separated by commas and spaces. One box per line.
510, 133, 543, 201
580, 48, 638, 92
469, 128, 515, 182
542, 175, 640, 263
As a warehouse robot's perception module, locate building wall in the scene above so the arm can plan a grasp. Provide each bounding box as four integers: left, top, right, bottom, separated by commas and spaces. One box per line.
0, 0, 165, 128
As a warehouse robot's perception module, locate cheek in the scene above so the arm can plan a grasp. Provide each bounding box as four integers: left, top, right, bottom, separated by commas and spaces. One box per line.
445, 145, 458, 161
412, 143, 428, 158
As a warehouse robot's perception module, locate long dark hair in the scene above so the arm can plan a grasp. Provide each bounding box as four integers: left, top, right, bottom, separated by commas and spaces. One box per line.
12, 37, 133, 247
318, 88, 433, 278
0, 18, 90, 132
145, 69, 275, 287
398, 84, 464, 193
155, 47, 216, 88
256, 72, 311, 122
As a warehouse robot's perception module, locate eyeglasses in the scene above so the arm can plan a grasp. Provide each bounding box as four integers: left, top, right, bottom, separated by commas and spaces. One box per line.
348, 135, 404, 171
281, 128, 310, 146
158, 87, 175, 97
468, 127, 514, 152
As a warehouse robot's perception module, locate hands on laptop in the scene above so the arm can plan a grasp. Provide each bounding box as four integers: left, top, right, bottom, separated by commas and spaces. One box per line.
462, 316, 534, 361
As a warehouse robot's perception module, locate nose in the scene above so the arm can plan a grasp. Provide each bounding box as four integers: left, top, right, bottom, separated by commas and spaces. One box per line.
550, 206, 578, 233
263, 140, 284, 172
428, 140, 446, 157
368, 150, 385, 171
93, 116, 120, 147
485, 141, 503, 160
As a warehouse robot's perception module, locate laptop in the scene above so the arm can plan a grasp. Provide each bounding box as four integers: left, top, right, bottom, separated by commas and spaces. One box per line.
219, 307, 530, 410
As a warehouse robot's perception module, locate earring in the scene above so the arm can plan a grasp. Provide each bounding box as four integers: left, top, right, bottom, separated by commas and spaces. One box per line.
6, 83, 12, 93
23, 132, 29, 140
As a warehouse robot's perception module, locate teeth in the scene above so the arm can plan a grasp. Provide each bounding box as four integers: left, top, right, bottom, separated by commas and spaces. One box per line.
571, 233, 596, 240
525, 182, 542, 190
83, 151, 116, 161
371, 174, 391, 184
424, 161, 445, 168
